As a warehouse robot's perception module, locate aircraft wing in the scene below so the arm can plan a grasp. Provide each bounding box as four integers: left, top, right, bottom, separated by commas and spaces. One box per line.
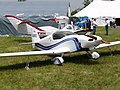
0, 47, 70, 57
96, 41, 120, 49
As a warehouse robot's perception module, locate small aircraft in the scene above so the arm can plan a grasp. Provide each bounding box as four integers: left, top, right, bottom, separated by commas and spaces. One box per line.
0, 26, 120, 68
5, 15, 92, 38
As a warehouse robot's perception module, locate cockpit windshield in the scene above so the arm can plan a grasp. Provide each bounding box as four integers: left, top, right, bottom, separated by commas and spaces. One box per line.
53, 31, 76, 40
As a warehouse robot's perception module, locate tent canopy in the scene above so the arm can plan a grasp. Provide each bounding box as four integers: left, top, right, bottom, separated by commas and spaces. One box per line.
73, 0, 120, 18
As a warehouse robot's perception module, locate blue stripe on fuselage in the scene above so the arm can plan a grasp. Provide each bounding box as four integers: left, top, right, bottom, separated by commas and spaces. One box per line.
35, 38, 81, 50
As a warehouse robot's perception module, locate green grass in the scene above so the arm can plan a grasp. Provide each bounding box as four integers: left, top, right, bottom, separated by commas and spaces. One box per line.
0, 27, 120, 90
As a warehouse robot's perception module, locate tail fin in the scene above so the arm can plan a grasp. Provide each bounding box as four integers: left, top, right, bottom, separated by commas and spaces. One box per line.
5, 15, 22, 30
5, 15, 46, 48
5, 15, 46, 36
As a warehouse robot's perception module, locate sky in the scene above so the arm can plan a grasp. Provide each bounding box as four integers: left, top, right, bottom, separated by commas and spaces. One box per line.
69, 0, 84, 10
36, 0, 84, 9
0, 0, 84, 10
33, 0, 84, 10
0, 0, 84, 16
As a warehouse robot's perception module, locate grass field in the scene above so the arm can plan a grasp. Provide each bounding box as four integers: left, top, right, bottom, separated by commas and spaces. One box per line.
0, 27, 120, 90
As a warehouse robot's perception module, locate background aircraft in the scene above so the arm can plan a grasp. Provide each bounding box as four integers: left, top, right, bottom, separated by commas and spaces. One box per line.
5, 15, 92, 38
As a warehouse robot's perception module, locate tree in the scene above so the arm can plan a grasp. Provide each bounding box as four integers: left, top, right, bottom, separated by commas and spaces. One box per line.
71, 0, 93, 15
83, 0, 93, 8
71, 9, 79, 16
71, 8, 85, 16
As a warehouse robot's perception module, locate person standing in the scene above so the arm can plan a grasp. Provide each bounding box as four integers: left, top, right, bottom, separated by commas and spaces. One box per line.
86, 19, 91, 30
105, 18, 109, 35
112, 18, 116, 28
110, 20, 113, 28
92, 18, 97, 35
110, 18, 115, 28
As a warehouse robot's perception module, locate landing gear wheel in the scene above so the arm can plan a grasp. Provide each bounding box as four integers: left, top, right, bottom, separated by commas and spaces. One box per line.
91, 52, 100, 59
51, 57, 64, 65
25, 63, 30, 70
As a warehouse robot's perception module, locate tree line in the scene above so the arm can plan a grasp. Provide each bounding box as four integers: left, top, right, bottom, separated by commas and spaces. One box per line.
71, 0, 93, 15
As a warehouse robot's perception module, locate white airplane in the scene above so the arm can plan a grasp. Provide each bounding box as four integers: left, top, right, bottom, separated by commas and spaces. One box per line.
5, 15, 92, 37
0, 26, 120, 67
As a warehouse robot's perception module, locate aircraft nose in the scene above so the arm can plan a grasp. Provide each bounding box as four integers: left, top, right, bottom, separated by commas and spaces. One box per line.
78, 35, 103, 48
85, 35, 102, 43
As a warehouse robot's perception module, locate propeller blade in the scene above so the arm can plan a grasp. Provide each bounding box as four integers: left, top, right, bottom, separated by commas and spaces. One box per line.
85, 35, 97, 40
101, 40, 110, 44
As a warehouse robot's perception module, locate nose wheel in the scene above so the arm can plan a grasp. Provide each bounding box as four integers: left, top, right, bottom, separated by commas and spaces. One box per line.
87, 51, 100, 59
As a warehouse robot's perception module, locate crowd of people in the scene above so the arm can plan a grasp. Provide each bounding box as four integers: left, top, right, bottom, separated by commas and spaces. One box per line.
70, 17, 116, 35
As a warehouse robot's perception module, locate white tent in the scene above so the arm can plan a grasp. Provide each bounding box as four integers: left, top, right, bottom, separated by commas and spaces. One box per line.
74, 0, 120, 18
73, 0, 120, 26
